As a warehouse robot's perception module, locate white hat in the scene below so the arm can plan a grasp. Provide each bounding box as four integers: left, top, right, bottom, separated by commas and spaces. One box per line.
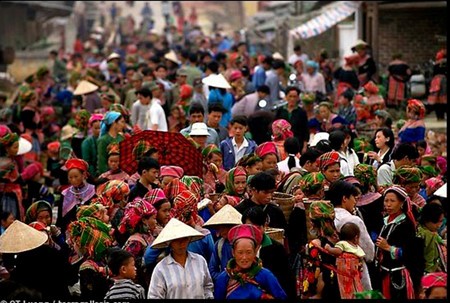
60, 124, 79, 141
434, 183, 447, 198
272, 52, 285, 60
351, 39, 369, 51
202, 74, 231, 89
106, 52, 121, 61
309, 132, 330, 147
0, 220, 48, 253
190, 122, 210, 136
151, 218, 204, 249
17, 137, 32, 155
203, 204, 242, 227
164, 50, 180, 64
73, 80, 99, 95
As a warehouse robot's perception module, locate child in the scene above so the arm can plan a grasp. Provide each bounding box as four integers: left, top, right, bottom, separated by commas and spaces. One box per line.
236, 153, 262, 176
220, 115, 257, 171
128, 157, 160, 202
255, 141, 280, 171
324, 222, 366, 299
420, 272, 447, 299
98, 143, 130, 182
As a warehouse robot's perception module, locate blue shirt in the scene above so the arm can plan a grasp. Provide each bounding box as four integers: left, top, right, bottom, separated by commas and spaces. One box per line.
208, 88, 233, 128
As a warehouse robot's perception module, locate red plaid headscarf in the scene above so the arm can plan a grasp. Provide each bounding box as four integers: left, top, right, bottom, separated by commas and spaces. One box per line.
118, 197, 157, 234
407, 99, 426, 119
424, 177, 444, 194
96, 180, 130, 203
421, 272, 447, 290
65, 158, 89, 172
363, 80, 379, 94
255, 141, 278, 159
144, 188, 167, 206
271, 119, 293, 141
171, 190, 198, 223
76, 203, 107, 220
164, 178, 188, 202
181, 176, 204, 201
316, 151, 340, 172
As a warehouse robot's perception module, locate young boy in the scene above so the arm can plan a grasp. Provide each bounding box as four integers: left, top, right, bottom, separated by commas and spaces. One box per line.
98, 143, 130, 182
104, 249, 146, 299
128, 156, 160, 202
234, 171, 287, 231
220, 115, 257, 170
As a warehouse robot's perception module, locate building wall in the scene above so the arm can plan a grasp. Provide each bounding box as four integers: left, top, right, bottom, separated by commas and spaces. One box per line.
378, 7, 447, 68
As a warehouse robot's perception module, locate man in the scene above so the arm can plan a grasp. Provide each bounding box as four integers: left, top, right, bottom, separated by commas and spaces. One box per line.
252, 56, 272, 89
188, 122, 210, 149
184, 52, 203, 86
191, 78, 208, 115
146, 83, 168, 131
125, 72, 144, 110
231, 85, 270, 118
288, 44, 309, 66
377, 143, 419, 187
155, 64, 173, 91
207, 103, 228, 142
165, 68, 188, 117
180, 103, 220, 146
265, 59, 285, 105
131, 87, 152, 130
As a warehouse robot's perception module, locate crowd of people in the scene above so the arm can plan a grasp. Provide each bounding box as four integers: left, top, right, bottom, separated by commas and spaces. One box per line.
0, 4, 447, 300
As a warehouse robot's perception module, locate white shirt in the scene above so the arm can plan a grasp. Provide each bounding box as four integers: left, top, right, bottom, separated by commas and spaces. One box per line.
146, 98, 168, 131
338, 149, 360, 176
302, 72, 326, 94
131, 100, 150, 130
148, 252, 214, 299
288, 53, 309, 66
232, 137, 249, 164
377, 160, 396, 187
277, 155, 300, 174
334, 207, 374, 291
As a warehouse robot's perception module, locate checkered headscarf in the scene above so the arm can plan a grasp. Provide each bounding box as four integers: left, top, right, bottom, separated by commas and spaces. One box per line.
316, 151, 340, 172
181, 176, 204, 201
96, 180, 130, 203
354, 164, 377, 189
407, 99, 426, 119
171, 190, 198, 223
224, 166, 247, 196
118, 197, 157, 234
393, 166, 422, 185
25, 200, 52, 224
299, 172, 325, 196
164, 178, 188, 203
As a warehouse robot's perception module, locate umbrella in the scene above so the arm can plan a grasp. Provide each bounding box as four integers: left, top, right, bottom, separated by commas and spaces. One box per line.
434, 183, 447, 198
119, 130, 203, 177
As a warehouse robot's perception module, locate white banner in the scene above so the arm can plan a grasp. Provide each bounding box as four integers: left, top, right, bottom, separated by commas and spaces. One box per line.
290, 1, 362, 40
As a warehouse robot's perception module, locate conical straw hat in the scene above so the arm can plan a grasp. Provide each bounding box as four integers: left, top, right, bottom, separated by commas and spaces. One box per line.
272, 52, 285, 60
73, 80, 99, 95
203, 204, 242, 227
0, 220, 47, 253
202, 73, 231, 89
151, 218, 204, 249
107, 52, 121, 61
17, 137, 32, 155
434, 183, 447, 198
164, 50, 180, 64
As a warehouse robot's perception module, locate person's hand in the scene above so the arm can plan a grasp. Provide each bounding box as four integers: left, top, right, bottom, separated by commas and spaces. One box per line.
49, 225, 61, 237
367, 151, 380, 162
375, 236, 390, 251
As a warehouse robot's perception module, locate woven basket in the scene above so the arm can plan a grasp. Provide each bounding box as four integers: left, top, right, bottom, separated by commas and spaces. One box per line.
266, 227, 284, 245
271, 192, 295, 221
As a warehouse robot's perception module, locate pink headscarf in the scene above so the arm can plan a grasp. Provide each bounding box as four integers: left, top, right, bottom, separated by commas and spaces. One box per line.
89, 114, 104, 126
271, 119, 294, 141
255, 141, 279, 159
425, 178, 444, 194
437, 156, 447, 175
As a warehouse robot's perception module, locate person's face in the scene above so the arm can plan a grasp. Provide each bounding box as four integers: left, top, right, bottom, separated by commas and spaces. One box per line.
155, 67, 167, 79
108, 154, 120, 171
143, 168, 159, 183
92, 121, 101, 137
210, 153, 223, 169
417, 147, 426, 157
338, 95, 349, 106
306, 66, 315, 75
403, 182, 421, 198
426, 286, 447, 299
375, 131, 389, 149
374, 115, 383, 127
232, 123, 246, 138
342, 194, 357, 213
233, 175, 247, 195
37, 210, 52, 226
177, 75, 187, 85
208, 111, 222, 128
6, 141, 19, 157
1, 213, 15, 229
139, 95, 151, 105
157, 202, 171, 226
304, 160, 319, 173
286, 89, 299, 106
113, 117, 126, 132
319, 106, 331, 120
68, 169, 85, 187
323, 163, 341, 183
152, 88, 162, 99
384, 192, 403, 215
191, 135, 207, 147
214, 196, 228, 212
160, 176, 175, 189
246, 162, 262, 176
216, 225, 232, 239
252, 188, 275, 205
261, 154, 278, 171
233, 238, 257, 269
190, 112, 204, 123
121, 257, 137, 280
171, 108, 181, 119
143, 214, 157, 232
101, 98, 112, 110
126, 70, 135, 81
170, 237, 190, 255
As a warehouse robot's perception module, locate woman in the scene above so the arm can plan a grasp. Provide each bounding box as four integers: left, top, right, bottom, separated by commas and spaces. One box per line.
363, 81, 385, 120
255, 141, 279, 172
72, 109, 91, 159
159, 165, 184, 190
148, 218, 214, 299
97, 111, 126, 175
351, 40, 377, 87
201, 144, 226, 195
326, 180, 374, 291
302, 60, 326, 96
271, 119, 294, 161
316, 151, 342, 192
277, 137, 301, 174
308, 101, 348, 134
427, 55, 447, 121
236, 153, 262, 177
367, 127, 395, 169
81, 113, 103, 178
398, 99, 426, 145
214, 224, 287, 299
387, 53, 412, 108
223, 166, 247, 202
375, 186, 424, 299
328, 129, 359, 177
393, 166, 425, 217
19, 90, 43, 162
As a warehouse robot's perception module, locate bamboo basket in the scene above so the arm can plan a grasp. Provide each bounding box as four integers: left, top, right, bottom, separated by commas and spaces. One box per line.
266, 227, 285, 245
271, 192, 295, 221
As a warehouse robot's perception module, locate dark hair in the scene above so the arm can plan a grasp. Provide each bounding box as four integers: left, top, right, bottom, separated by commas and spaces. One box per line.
1, 211, 13, 222
237, 153, 261, 167
339, 222, 360, 241
137, 157, 160, 175
341, 88, 355, 100
272, 59, 285, 70
155, 64, 168, 71
250, 172, 276, 191
374, 127, 395, 149
107, 248, 134, 276
391, 143, 419, 161
208, 102, 227, 114
315, 140, 332, 154
136, 88, 152, 98
299, 148, 321, 167
284, 137, 300, 170
285, 86, 301, 96
416, 140, 428, 150
49, 50, 58, 56
294, 45, 301, 52
230, 115, 248, 127
256, 85, 270, 95
189, 103, 205, 116
241, 206, 267, 227
262, 56, 273, 65
326, 180, 360, 207
419, 202, 444, 225
329, 130, 346, 151
206, 61, 219, 74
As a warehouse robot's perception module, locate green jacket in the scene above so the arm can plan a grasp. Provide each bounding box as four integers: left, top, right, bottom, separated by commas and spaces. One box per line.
97, 133, 124, 175
417, 224, 445, 273
82, 135, 99, 177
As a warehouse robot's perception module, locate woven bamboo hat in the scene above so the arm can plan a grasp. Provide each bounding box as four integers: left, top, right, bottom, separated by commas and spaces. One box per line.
73, 80, 99, 95
202, 73, 231, 89
203, 204, 242, 227
164, 50, 180, 64
151, 218, 204, 249
272, 52, 285, 60
0, 220, 47, 253
106, 52, 121, 61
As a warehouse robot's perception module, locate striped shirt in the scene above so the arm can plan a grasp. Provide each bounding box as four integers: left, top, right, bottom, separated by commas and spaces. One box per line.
104, 279, 146, 299
148, 251, 214, 299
